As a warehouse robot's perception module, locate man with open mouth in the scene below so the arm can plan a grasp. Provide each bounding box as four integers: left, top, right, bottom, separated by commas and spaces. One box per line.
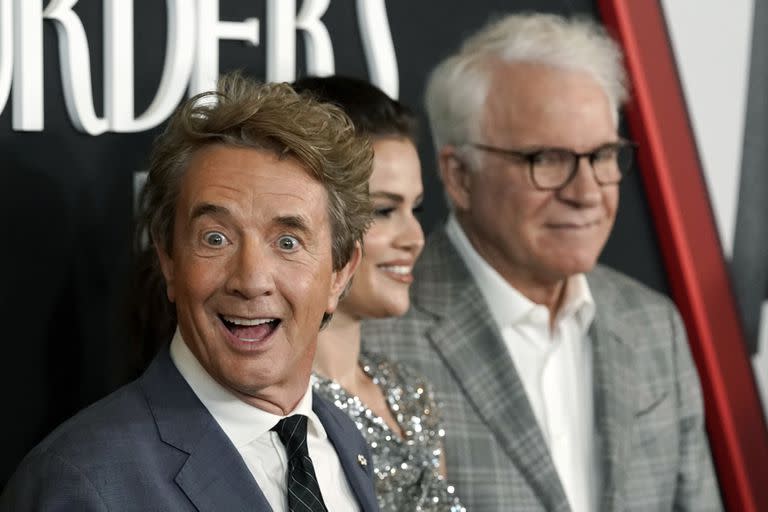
2, 73, 379, 512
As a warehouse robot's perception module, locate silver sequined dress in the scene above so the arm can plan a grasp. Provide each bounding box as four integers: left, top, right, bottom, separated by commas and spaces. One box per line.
313, 351, 465, 512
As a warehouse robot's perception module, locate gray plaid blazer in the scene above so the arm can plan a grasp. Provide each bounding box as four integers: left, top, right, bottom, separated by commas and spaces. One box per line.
362, 226, 722, 512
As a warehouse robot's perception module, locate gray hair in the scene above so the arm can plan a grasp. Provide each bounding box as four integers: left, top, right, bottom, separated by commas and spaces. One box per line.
425, 13, 628, 156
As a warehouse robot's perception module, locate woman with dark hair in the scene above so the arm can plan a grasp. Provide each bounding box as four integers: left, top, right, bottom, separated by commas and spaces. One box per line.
293, 75, 464, 512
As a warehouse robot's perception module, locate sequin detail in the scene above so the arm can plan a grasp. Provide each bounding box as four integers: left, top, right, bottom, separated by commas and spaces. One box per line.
313, 352, 465, 512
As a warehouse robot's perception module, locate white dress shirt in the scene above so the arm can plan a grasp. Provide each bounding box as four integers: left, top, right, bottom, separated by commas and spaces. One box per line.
170, 330, 360, 512
446, 216, 600, 512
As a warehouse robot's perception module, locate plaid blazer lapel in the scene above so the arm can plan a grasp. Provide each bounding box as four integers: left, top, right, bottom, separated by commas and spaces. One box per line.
589, 276, 636, 512
417, 228, 569, 510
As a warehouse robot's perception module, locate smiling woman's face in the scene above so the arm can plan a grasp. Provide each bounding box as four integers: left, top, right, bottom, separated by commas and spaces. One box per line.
341, 137, 425, 319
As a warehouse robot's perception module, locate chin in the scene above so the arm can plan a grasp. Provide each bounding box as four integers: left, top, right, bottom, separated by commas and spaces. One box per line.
368, 298, 410, 319
557, 256, 600, 277
388, 303, 411, 318
345, 283, 412, 319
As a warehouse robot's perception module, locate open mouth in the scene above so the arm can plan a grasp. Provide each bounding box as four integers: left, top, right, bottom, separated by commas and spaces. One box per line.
220, 315, 280, 343
377, 264, 414, 283
378, 265, 412, 275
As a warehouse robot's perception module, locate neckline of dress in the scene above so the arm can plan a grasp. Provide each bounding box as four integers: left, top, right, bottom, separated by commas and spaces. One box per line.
314, 352, 406, 443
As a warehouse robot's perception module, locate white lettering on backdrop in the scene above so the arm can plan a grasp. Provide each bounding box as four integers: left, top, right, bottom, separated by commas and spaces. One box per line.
0, 0, 398, 134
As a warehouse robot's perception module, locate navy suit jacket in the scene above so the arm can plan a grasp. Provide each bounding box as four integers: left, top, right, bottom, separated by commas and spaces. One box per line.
1, 346, 378, 511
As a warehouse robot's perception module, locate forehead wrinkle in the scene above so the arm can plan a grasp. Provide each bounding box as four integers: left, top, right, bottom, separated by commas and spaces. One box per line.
187, 202, 231, 226
255, 189, 311, 202
193, 182, 319, 217
185, 182, 244, 214
252, 189, 327, 228
482, 69, 616, 151
273, 214, 312, 235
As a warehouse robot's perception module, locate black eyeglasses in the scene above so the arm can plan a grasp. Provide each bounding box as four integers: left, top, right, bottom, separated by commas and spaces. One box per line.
469, 139, 637, 190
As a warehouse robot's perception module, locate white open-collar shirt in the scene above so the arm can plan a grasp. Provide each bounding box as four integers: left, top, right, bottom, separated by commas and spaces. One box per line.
170, 330, 360, 512
446, 215, 600, 512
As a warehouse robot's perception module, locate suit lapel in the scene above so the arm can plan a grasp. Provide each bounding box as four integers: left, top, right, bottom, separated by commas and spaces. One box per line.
173, 428, 272, 511
140, 348, 272, 512
416, 229, 569, 510
588, 272, 636, 512
313, 395, 378, 512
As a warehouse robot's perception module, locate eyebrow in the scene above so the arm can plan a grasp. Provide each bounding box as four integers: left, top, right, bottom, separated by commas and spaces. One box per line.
523, 140, 625, 154
189, 203, 230, 223
371, 191, 424, 204
188, 205, 312, 234
274, 214, 312, 235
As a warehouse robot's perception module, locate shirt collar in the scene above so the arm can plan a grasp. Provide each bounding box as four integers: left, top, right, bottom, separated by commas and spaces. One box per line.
558, 273, 596, 333
445, 215, 595, 332
169, 328, 327, 447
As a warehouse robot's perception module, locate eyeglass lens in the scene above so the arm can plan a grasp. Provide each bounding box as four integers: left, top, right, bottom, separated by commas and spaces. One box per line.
532, 144, 633, 189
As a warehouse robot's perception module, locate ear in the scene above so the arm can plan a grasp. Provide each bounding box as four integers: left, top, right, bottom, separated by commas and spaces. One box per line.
438, 145, 472, 211
155, 244, 176, 303
326, 242, 363, 313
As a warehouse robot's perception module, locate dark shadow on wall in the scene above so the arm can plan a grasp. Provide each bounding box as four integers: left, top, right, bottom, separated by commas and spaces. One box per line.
0, 143, 81, 486
0, 136, 135, 487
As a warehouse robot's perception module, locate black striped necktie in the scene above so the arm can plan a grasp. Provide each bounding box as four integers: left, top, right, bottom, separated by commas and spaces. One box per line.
272, 415, 329, 512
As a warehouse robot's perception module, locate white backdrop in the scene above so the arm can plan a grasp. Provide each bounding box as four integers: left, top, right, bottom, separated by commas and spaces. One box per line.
661, 0, 768, 419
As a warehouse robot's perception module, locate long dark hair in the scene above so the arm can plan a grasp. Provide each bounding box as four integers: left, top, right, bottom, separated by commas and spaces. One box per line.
292, 75, 418, 142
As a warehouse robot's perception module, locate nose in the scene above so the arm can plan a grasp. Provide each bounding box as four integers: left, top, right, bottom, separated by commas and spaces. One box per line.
394, 212, 425, 255
225, 238, 276, 299
557, 156, 603, 207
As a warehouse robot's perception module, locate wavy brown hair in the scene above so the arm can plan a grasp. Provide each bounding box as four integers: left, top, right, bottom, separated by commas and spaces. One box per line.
140, 72, 373, 270
130, 73, 373, 368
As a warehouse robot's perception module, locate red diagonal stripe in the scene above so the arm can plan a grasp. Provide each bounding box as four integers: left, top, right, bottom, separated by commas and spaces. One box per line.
597, 1, 768, 510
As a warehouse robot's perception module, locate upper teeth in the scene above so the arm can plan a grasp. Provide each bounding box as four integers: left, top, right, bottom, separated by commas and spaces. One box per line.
380, 265, 411, 275
222, 316, 275, 326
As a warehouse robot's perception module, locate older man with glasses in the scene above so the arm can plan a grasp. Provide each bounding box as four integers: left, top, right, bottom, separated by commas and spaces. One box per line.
363, 12, 722, 512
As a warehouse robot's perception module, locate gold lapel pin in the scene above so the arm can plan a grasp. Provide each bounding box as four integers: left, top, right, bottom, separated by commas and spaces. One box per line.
357, 454, 368, 467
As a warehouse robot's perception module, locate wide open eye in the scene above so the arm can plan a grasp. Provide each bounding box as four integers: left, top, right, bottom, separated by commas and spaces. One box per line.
276, 235, 301, 252
203, 231, 229, 247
